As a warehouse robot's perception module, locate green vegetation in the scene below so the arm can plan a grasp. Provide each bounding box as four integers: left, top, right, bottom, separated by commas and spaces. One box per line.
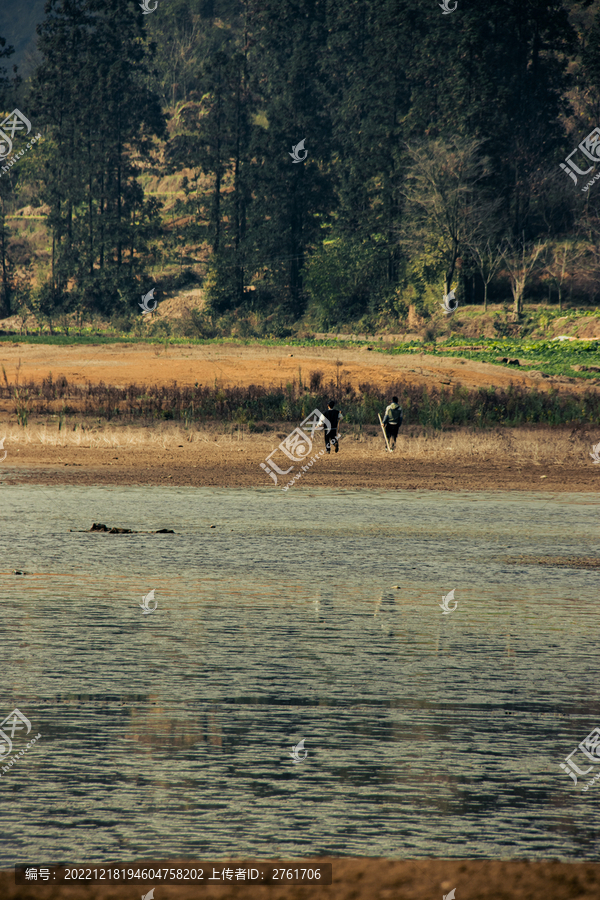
423, 339, 600, 378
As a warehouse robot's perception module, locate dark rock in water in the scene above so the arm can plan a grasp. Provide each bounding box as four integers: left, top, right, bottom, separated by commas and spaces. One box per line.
88, 523, 132, 533
14, 570, 27, 575
74, 523, 176, 534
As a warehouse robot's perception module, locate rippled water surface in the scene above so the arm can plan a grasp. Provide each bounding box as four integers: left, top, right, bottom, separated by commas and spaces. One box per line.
1, 485, 599, 864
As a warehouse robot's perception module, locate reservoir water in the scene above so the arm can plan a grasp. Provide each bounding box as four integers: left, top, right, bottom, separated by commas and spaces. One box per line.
1, 485, 599, 864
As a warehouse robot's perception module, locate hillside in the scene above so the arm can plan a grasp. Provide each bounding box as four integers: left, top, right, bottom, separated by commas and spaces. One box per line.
0, 0, 599, 335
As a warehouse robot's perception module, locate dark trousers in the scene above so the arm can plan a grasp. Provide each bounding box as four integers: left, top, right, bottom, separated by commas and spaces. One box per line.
324, 428, 338, 450
385, 423, 399, 444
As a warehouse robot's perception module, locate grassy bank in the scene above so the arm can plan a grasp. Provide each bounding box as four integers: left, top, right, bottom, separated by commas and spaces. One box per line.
410, 337, 600, 380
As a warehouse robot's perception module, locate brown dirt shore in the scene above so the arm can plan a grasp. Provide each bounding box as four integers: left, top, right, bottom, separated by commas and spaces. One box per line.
3, 859, 600, 900
1, 342, 599, 491
1, 423, 599, 492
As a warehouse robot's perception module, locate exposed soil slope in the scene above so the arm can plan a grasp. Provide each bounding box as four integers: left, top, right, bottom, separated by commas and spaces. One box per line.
0, 341, 596, 395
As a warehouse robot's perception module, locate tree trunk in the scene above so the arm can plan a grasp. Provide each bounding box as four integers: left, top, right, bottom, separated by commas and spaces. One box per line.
445, 248, 458, 296
0, 199, 10, 318
212, 83, 223, 256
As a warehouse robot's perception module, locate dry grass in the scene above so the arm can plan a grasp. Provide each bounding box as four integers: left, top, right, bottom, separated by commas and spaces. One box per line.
0, 421, 230, 450
368, 427, 591, 466
0, 419, 594, 467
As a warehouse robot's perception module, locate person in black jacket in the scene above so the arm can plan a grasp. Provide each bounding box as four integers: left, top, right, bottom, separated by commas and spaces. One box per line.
319, 401, 343, 453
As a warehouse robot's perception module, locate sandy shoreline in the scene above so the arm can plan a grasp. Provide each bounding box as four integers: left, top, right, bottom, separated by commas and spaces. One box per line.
3, 858, 600, 899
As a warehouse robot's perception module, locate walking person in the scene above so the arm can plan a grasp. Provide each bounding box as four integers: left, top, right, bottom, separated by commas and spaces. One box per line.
381, 396, 403, 451
319, 400, 343, 453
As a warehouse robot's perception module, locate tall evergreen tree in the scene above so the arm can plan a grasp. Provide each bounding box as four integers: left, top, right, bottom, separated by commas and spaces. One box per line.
0, 32, 17, 318
167, 17, 253, 311
30, 0, 165, 313
325, 0, 410, 284
244, 0, 334, 317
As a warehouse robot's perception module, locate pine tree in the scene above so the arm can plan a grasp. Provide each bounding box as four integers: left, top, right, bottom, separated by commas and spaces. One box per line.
325, 0, 409, 287
167, 17, 253, 312
0, 32, 17, 318
30, 0, 165, 314
244, 0, 334, 317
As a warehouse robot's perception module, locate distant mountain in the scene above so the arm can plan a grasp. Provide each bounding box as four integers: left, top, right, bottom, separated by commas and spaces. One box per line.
0, 0, 46, 77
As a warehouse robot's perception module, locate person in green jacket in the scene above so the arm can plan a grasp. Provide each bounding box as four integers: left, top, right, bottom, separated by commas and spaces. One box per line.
382, 396, 403, 450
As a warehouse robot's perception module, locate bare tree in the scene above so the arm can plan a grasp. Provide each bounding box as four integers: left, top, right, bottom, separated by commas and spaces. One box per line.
544, 241, 586, 312
577, 203, 600, 304
501, 236, 545, 315
467, 237, 505, 311
402, 137, 500, 297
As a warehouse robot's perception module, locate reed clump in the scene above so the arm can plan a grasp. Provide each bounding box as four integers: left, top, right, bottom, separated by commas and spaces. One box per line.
1, 373, 599, 429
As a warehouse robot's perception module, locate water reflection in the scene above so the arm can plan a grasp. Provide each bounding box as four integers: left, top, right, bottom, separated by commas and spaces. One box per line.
0, 486, 599, 863
373, 591, 399, 636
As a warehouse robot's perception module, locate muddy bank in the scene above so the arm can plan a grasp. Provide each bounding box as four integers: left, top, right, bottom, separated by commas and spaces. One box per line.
3, 858, 600, 900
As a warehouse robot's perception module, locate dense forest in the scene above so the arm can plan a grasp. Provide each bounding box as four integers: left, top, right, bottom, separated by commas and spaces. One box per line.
0, 0, 599, 337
